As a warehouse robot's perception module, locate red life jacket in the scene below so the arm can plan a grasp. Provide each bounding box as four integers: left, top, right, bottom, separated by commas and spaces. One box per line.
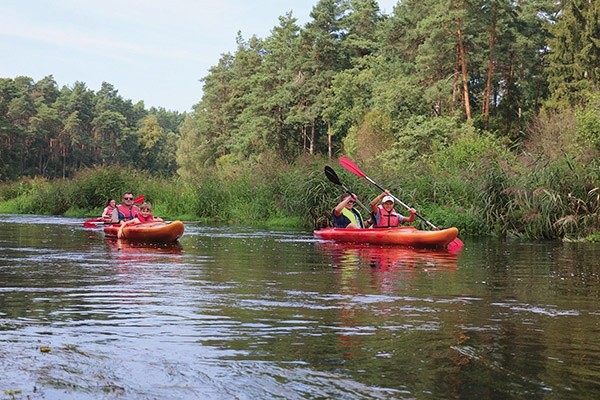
102, 206, 114, 220
116, 204, 140, 221
135, 212, 154, 223
374, 205, 400, 228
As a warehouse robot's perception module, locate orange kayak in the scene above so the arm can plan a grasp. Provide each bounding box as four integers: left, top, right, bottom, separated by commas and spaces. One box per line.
104, 221, 185, 243
314, 226, 459, 248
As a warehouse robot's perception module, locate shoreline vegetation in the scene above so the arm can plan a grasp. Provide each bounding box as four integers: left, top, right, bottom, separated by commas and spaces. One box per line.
1, 1, 598, 241
0, 147, 598, 242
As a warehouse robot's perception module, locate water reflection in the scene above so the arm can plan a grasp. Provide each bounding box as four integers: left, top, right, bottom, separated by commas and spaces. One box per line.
316, 241, 458, 271
103, 237, 184, 255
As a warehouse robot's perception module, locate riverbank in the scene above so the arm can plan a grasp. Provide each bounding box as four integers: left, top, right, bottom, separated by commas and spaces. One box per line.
0, 149, 598, 241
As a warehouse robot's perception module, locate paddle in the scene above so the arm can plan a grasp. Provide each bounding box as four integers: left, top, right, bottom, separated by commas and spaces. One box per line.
324, 166, 370, 213
338, 157, 464, 251
133, 195, 144, 204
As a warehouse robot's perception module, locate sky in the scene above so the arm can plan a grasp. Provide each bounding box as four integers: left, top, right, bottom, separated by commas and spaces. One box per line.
1, 0, 399, 113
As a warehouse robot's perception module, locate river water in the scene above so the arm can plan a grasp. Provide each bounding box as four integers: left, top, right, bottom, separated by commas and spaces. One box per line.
0, 215, 599, 399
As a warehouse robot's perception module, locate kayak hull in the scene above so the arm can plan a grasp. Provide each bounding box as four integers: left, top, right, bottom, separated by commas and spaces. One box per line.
314, 226, 459, 248
104, 221, 185, 243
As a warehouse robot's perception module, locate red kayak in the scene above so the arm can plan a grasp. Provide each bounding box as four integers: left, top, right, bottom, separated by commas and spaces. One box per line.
104, 221, 185, 243
314, 226, 459, 248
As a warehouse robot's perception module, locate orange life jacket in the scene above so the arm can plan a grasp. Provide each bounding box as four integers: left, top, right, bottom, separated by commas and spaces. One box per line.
374, 205, 400, 228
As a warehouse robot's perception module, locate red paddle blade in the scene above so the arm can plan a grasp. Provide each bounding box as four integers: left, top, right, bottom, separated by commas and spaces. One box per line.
339, 157, 367, 178
134, 195, 145, 204
83, 218, 103, 228
447, 237, 464, 253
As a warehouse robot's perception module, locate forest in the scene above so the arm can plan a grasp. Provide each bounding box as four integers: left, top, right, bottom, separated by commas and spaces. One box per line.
0, 0, 598, 240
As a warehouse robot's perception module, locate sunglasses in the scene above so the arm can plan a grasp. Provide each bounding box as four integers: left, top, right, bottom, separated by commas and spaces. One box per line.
123, 197, 134, 200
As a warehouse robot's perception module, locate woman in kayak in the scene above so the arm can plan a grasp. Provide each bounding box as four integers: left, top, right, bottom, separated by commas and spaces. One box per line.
117, 202, 163, 238
332, 193, 367, 228
102, 199, 116, 222
370, 190, 415, 228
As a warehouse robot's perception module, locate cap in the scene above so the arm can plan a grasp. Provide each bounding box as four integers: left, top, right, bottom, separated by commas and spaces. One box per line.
381, 195, 394, 204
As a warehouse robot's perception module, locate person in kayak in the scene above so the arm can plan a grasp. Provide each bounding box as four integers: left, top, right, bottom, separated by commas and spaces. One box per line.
111, 192, 140, 223
117, 202, 163, 238
370, 190, 416, 228
102, 198, 116, 222
332, 193, 366, 228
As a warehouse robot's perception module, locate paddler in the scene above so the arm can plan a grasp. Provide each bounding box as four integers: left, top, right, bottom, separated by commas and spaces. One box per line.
102, 198, 116, 222
370, 190, 415, 228
111, 191, 140, 223
332, 193, 367, 228
117, 202, 163, 238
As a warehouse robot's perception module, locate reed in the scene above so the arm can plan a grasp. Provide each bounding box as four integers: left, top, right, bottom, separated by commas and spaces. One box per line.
0, 151, 597, 240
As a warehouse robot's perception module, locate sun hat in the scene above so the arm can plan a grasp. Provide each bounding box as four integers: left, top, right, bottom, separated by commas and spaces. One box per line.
381, 195, 394, 204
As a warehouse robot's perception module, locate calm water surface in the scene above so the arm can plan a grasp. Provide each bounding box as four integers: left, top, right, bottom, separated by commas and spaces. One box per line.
0, 215, 599, 399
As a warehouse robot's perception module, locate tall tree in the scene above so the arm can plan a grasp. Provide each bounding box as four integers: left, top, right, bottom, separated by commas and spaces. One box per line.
260, 13, 302, 159
546, 0, 600, 109
298, 0, 349, 155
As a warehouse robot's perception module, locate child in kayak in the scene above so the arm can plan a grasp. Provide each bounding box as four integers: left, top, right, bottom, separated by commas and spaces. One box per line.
370, 190, 415, 228
117, 202, 163, 238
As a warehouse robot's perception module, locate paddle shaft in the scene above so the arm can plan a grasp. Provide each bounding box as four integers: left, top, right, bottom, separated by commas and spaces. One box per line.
324, 166, 370, 213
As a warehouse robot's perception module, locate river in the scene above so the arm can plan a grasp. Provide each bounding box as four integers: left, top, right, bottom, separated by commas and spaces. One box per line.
1, 215, 599, 399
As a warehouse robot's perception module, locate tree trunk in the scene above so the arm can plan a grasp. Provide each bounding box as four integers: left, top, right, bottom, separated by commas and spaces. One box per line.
277, 107, 285, 158
302, 126, 307, 152
309, 119, 316, 155
457, 27, 472, 122
327, 121, 332, 159
482, 11, 496, 130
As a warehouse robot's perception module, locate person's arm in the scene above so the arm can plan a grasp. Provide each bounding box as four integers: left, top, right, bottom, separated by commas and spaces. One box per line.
118, 217, 139, 238
404, 208, 416, 223
334, 194, 356, 216
370, 190, 389, 213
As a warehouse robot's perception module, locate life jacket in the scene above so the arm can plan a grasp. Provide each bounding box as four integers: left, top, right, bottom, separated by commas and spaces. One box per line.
102, 206, 114, 220
341, 207, 364, 228
374, 205, 400, 228
116, 204, 140, 221
135, 212, 154, 223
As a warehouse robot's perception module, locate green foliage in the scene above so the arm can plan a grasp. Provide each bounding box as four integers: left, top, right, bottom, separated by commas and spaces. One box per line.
545, 0, 599, 109
576, 94, 600, 151
0, 76, 183, 180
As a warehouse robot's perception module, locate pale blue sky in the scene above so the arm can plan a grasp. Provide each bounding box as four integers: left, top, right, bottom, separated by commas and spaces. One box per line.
1, 0, 398, 112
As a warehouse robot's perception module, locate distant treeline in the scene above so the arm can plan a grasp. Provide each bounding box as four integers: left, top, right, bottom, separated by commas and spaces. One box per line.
0, 78, 184, 180
0, 0, 598, 240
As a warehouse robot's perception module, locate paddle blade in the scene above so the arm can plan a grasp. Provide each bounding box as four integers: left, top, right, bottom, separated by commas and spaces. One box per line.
134, 195, 145, 204
339, 157, 366, 178
447, 237, 464, 254
324, 166, 342, 186
83, 217, 103, 228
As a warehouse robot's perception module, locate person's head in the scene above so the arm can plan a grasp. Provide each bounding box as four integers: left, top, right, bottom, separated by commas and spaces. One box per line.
122, 192, 135, 207
341, 194, 355, 209
106, 199, 116, 207
139, 202, 152, 216
381, 195, 394, 211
